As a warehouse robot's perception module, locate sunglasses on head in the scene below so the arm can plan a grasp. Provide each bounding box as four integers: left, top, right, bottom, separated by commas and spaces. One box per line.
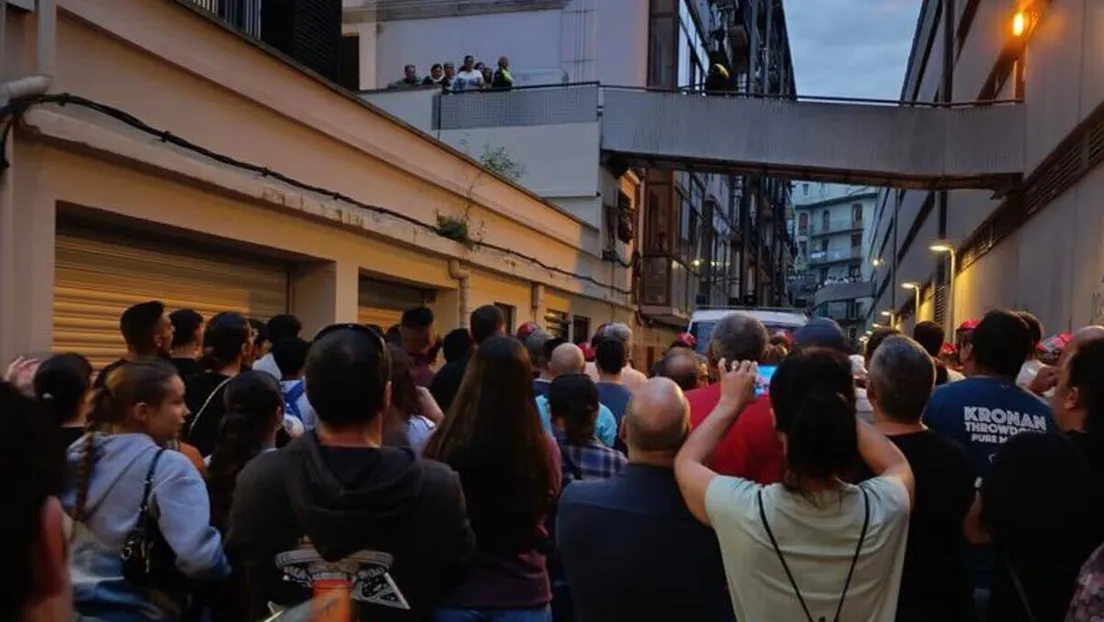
313, 323, 389, 362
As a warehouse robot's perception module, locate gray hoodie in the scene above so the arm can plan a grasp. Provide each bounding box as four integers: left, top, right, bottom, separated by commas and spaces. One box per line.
63, 433, 229, 621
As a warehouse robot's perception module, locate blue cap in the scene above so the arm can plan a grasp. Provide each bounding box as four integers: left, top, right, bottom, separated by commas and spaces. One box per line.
793, 318, 848, 352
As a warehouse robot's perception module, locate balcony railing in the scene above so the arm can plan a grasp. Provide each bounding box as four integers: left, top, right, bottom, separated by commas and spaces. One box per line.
807, 217, 863, 237
807, 246, 862, 265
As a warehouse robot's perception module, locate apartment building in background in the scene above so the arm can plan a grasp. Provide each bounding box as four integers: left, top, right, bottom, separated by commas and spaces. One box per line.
0, 0, 642, 367
791, 183, 876, 344
867, 0, 1104, 336
347, 0, 798, 349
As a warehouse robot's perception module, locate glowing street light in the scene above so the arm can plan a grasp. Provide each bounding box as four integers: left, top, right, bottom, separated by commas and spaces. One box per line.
872, 258, 883, 267
1012, 11, 1026, 37
902, 282, 922, 321
930, 240, 958, 342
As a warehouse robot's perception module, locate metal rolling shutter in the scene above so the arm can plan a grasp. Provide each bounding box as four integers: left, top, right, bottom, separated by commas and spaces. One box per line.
357, 277, 431, 332
54, 233, 289, 370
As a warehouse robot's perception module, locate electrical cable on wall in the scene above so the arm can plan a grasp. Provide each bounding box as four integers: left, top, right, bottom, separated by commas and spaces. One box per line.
0, 93, 632, 296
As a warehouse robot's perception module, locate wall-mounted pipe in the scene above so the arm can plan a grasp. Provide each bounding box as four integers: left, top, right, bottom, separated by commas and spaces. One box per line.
448, 259, 471, 329
530, 283, 544, 323
0, 0, 55, 106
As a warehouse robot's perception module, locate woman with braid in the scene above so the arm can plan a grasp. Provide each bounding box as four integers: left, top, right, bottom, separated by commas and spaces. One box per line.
62, 360, 229, 622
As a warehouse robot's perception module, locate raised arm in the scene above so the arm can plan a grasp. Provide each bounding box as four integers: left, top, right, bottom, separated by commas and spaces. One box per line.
857, 419, 915, 505
674, 359, 757, 526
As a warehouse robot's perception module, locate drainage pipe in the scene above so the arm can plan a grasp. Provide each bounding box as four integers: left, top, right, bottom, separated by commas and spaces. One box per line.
448, 259, 471, 329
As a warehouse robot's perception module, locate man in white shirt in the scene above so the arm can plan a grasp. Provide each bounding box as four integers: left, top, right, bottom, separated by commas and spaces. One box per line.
452, 55, 484, 92
253, 314, 302, 381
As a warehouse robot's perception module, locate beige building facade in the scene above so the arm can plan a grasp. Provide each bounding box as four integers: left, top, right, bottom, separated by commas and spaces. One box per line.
0, 0, 670, 370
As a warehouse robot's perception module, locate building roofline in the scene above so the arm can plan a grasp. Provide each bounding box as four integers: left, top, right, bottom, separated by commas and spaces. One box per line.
793, 191, 880, 210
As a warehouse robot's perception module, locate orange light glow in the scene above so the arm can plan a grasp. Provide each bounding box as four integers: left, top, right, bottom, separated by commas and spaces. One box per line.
1012, 11, 1026, 37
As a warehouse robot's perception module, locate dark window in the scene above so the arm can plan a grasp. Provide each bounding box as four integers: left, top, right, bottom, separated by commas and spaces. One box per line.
571, 315, 591, 345
338, 35, 360, 91
822, 210, 830, 230
798, 212, 808, 234
495, 303, 516, 334
851, 233, 862, 249
852, 203, 863, 222
544, 310, 569, 339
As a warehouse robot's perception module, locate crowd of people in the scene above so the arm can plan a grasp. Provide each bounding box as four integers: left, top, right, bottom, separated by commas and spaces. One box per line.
390, 55, 513, 93
4, 299, 1104, 622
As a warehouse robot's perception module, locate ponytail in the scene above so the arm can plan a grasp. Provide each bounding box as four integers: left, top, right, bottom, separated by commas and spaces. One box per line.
72, 386, 113, 526
782, 390, 859, 487
207, 407, 266, 531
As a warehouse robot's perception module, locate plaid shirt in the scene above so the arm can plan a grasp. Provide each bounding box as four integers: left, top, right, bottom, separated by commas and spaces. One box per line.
553, 431, 627, 484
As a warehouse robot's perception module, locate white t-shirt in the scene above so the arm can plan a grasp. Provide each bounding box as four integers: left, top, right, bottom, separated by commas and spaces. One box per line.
706, 475, 910, 622
453, 69, 484, 92
855, 387, 874, 423
1016, 359, 1053, 399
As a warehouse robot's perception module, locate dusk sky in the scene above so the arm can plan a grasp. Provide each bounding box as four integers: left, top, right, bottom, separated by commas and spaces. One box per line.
786, 0, 921, 100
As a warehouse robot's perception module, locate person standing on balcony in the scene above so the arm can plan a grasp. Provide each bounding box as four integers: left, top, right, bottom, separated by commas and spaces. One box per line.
423, 63, 445, 86
492, 57, 513, 90
390, 64, 421, 88
704, 64, 730, 93
453, 56, 485, 92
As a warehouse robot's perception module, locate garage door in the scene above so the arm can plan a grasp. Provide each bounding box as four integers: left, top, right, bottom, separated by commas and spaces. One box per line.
358, 277, 431, 332
54, 232, 289, 369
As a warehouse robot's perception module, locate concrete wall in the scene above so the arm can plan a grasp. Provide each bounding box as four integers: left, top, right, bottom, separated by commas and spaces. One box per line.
0, 0, 640, 362
869, 0, 1104, 336
439, 123, 602, 225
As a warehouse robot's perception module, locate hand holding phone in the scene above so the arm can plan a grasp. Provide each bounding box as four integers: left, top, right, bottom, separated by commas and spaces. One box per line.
755, 365, 777, 397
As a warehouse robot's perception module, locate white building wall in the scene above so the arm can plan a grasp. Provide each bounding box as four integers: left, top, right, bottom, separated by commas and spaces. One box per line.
373, 10, 566, 88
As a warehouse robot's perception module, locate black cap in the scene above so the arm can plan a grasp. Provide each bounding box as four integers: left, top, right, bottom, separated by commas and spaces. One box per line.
793, 318, 848, 352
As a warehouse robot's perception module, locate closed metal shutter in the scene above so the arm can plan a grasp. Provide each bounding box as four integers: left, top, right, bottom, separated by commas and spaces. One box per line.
357, 278, 431, 332
54, 233, 289, 369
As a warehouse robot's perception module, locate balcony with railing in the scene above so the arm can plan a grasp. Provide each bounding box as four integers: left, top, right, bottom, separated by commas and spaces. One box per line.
808, 216, 864, 237
807, 246, 863, 266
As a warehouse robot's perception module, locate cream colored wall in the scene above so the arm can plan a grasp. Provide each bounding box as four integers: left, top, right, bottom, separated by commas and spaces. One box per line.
0, 1, 638, 361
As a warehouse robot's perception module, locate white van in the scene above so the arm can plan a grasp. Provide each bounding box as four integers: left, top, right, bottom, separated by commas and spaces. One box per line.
686, 307, 809, 354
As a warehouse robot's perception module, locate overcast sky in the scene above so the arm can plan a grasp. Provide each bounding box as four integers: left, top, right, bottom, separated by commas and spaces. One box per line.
786, 0, 921, 100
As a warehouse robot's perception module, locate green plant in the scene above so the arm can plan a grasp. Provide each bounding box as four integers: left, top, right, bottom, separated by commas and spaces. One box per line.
434, 139, 523, 246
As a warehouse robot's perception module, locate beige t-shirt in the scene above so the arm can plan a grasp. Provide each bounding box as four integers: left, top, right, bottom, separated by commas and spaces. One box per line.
706, 475, 910, 622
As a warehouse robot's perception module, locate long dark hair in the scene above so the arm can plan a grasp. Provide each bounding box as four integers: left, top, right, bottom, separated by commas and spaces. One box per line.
387, 344, 420, 421
34, 353, 93, 426
72, 361, 178, 525
423, 336, 554, 551
207, 371, 283, 532
769, 349, 859, 491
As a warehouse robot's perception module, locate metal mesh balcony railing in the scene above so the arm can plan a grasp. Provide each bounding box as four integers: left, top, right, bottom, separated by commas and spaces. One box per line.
184, 0, 263, 38
434, 84, 600, 130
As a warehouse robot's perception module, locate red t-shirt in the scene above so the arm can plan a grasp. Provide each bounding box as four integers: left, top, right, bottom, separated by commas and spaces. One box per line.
685, 383, 785, 485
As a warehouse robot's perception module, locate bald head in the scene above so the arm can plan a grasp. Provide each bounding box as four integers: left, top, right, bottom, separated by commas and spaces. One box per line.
655, 351, 701, 391
549, 342, 585, 377
1061, 325, 1104, 366
623, 377, 690, 455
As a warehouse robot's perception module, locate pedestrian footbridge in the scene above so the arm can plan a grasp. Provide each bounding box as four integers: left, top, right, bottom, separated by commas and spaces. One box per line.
599, 88, 1024, 191
372, 83, 1025, 192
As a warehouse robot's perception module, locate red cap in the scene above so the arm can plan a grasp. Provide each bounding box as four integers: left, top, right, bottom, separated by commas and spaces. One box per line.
579, 342, 596, 361
675, 332, 697, 347
516, 322, 540, 340
957, 319, 979, 332
940, 342, 958, 356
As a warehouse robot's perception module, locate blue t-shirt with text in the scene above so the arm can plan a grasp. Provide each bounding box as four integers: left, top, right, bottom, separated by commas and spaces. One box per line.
923, 376, 1055, 483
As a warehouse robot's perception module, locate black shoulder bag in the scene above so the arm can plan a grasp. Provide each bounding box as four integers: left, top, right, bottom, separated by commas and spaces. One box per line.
120, 448, 188, 591
757, 487, 871, 622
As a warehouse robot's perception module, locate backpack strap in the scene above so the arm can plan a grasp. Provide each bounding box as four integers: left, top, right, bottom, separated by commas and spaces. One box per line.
757, 486, 871, 622
186, 376, 234, 441
284, 380, 305, 419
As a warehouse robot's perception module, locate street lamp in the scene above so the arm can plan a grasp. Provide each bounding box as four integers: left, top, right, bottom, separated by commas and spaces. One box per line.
1012, 11, 1026, 37
872, 258, 883, 268
930, 240, 957, 342
901, 282, 921, 322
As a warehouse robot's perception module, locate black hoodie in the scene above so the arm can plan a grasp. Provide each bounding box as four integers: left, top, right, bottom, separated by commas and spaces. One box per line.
225, 431, 475, 621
